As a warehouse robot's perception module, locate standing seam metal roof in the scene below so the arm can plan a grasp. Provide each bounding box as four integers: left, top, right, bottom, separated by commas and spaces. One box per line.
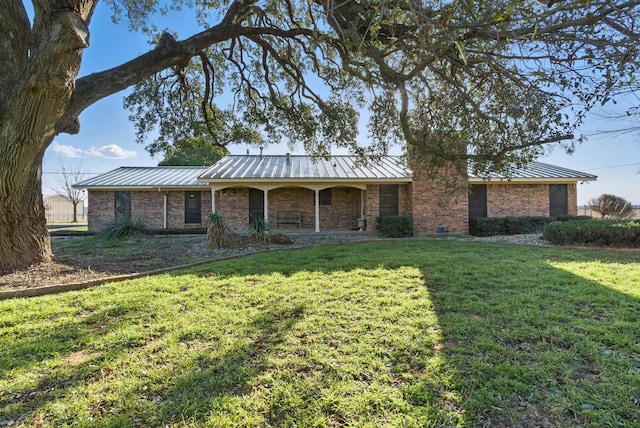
468, 161, 597, 181
72, 158, 597, 188
198, 155, 411, 180
73, 166, 210, 188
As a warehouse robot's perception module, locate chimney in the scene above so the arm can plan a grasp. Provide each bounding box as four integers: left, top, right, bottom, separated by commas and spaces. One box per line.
286, 153, 290, 161
259, 146, 263, 157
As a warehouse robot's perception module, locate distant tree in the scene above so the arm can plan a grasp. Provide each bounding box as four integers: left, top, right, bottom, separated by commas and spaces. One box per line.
158, 137, 229, 166
587, 194, 633, 219
53, 164, 86, 223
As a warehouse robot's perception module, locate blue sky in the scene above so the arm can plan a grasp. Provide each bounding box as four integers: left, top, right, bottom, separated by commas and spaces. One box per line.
41, 3, 640, 205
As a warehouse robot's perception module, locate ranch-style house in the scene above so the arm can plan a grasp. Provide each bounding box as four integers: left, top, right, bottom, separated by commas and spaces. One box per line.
73, 154, 597, 234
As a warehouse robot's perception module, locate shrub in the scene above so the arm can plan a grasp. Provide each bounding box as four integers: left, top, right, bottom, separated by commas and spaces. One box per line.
469, 215, 591, 237
207, 212, 241, 248
376, 215, 413, 238
249, 216, 273, 244
99, 217, 151, 240
587, 194, 633, 219
543, 219, 640, 247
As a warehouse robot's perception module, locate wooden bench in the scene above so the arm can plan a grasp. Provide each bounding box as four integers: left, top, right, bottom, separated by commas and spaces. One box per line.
276, 211, 302, 228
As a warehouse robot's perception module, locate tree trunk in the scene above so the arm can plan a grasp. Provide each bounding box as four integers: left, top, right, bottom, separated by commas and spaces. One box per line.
0, 1, 92, 274
0, 143, 52, 274
72, 201, 79, 223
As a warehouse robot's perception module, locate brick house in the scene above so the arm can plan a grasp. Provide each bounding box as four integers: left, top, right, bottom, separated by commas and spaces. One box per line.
73, 155, 596, 234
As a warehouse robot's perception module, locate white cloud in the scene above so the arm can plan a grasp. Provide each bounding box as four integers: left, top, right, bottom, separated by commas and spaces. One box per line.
51, 141, 85, 158
86, 144, 137, 159
49, 142, 137, 160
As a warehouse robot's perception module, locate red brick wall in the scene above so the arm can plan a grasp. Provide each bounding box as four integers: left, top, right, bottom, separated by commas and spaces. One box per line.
485, 183, 577, 217
87, 190, 210, 232
87, 191, 114, 232
216, 188, 248, 230
567, 184, 577, 215
365, 184, 412, 231
411, 164, 469, 234
487, 184, 548, 217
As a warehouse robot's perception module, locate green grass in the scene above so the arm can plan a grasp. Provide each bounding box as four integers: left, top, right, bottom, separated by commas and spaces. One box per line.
1, 241, 639, 427
47, 223, 88, 233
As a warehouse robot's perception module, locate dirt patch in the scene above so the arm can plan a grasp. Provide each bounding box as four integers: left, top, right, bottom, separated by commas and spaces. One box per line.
0, 233, 381, 294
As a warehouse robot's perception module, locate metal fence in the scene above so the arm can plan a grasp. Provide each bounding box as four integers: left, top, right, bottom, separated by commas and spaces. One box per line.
44, 195, 87, 223
578, 205, 640, 219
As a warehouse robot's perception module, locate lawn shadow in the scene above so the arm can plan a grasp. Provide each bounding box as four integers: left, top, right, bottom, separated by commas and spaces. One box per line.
151, 304, 305, 425
2, 240, 639, 426
183, 240, 640, 426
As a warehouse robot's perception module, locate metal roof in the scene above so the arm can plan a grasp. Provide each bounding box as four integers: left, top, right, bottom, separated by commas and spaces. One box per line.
198, 155, 411, 181
72, 158, 596, 189
469, 161, 597, 182
73, 166, 210, 189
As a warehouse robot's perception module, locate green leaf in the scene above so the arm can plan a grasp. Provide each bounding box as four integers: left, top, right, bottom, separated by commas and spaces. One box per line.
494, 12, 510, 23
455, 40, 468, 65
505, 0, 520, 15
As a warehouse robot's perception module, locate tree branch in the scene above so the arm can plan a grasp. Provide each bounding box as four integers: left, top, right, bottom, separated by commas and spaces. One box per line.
56, 16, 315, 134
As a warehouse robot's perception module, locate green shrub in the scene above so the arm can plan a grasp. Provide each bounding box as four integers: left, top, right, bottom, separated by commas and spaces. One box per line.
469, 215, 591, 237
543, 219, 640, 247
376, 215, 413, 238
99, 217, 151, 240
207, 212, 241, 248
249, 216, 272, 244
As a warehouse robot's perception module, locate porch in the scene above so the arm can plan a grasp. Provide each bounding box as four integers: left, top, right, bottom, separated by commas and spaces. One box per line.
210, 185, 369, 232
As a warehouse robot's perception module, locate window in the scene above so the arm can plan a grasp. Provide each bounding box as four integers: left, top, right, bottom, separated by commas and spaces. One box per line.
185, 191, 202, 224
549, 184, 568, 216
114, 191, 131, 220
468, 185, 488, 218
379, 184, 399, 217
319, 188, 332, 206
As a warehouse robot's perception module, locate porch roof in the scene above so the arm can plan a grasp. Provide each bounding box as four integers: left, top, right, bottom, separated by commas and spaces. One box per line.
198, 155, 412, 183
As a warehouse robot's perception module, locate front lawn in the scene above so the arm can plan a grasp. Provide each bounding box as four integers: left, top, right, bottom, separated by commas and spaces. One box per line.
1, 241, 639, 427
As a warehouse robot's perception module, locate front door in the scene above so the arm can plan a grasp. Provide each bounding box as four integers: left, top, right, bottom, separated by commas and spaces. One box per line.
249, 188, 264, 223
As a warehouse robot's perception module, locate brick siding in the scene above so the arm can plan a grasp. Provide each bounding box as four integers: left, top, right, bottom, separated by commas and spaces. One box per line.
411, 163, 469, 234
87, 190, 210, 232
87, 181, 578, 233
365, 184, 412, 232
486, 183, 577, 217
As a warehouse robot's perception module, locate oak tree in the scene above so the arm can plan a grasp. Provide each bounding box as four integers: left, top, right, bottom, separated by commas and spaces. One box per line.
1, 0, 638, 273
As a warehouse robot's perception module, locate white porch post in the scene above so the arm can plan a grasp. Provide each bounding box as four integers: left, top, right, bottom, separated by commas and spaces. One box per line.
314, 189, 320, 232
360, 189, 365, 219
211, 187, 216, 213
264, 189, 269, 224
163, 194, 167, 229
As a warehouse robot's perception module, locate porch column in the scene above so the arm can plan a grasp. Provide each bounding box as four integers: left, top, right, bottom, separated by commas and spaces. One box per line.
210, 188, 216, 213
314, 189, 320, 232
163, 194, 168, 229
360, 189, 365, 219
264, 189, 269, 224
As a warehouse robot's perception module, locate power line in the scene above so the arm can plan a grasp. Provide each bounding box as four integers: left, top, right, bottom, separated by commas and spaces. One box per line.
584, 162, 640, 171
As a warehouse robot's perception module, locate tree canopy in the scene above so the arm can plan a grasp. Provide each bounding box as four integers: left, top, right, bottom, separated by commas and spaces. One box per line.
158, 137, 229, 166
0, 0, 638, 273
